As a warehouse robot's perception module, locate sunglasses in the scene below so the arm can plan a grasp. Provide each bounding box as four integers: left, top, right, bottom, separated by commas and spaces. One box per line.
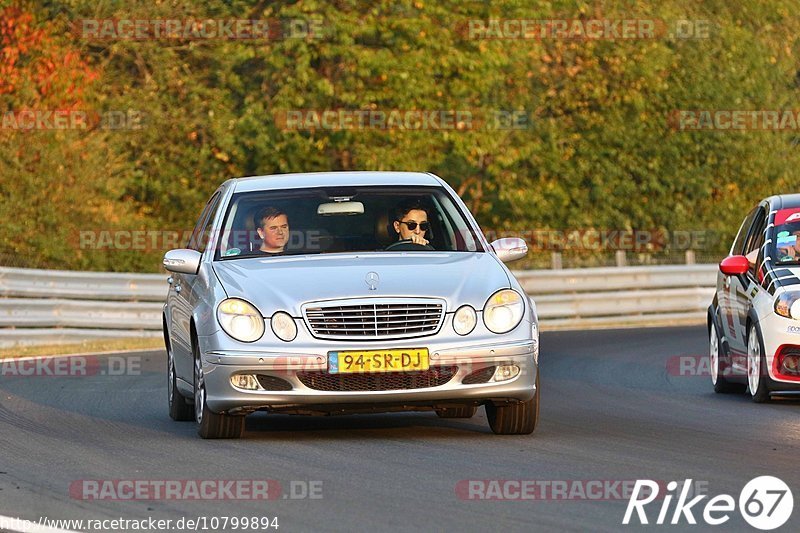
398, 220, 430, 231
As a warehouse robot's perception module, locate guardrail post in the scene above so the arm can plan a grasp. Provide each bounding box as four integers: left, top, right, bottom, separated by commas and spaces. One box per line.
685, 250, 696, 264
615, 250, 627, 267
551, 252, 562, 270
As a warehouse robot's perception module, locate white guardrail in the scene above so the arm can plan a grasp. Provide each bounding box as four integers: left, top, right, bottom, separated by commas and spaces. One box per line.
0, 265, 718, 348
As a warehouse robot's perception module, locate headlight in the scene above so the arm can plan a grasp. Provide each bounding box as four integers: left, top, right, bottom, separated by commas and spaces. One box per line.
774, 293, 800, 320
271, 311, 297, 342
217, 299, 264, 342
483, 289, 524, 334
453, 305, 477, 335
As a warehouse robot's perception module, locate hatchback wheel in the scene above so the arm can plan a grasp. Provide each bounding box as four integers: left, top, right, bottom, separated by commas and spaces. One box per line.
486, 372, 539, 435
747, 324, 771, 403
193, 340, 244, 438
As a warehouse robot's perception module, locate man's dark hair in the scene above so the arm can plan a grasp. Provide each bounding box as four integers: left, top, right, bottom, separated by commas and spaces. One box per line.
394, 198, 428, 222
254, 206, 286, 229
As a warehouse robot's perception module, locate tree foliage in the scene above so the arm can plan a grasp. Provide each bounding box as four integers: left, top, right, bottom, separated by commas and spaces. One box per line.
2, 0, 800, 271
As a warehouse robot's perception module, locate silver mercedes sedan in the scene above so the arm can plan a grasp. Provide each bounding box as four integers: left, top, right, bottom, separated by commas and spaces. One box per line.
162, 171, 539, 438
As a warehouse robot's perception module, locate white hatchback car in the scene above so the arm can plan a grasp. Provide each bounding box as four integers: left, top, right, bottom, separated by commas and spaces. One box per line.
709, 194, 800, 401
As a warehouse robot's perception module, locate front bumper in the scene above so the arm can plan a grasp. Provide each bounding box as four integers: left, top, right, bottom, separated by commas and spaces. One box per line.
200, 338, 537, 414
754, 312, 800, 390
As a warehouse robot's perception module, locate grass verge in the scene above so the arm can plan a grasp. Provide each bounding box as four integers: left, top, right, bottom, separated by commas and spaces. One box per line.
0, 337, 164, 359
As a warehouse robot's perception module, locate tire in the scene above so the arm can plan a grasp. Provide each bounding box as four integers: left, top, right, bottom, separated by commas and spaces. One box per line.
193, 339, 244, 438
747, 323, 771, 403
709, 319, 744, 394
436, 406, 477, 419
167, 339, 193, 421
486, 371, 539, 435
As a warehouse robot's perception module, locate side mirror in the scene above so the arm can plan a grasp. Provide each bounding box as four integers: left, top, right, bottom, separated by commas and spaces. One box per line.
163, 249, 202, 275
491, 238, 528, 263
719, 255, 749, 276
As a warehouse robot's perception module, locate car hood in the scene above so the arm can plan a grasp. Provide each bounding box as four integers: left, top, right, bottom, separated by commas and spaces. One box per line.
770, 265, 800, 286
212, 252, 511, 316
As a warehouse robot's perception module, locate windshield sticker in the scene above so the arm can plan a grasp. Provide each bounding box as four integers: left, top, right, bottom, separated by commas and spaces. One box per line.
775, 209, 800, 225
224, 247, 241, 256
777, 235, 797, 247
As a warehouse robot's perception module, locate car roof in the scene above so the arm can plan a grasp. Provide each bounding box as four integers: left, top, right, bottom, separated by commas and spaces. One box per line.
769, 194, 800, 211
759, 194, 800, 210
230, 171, 442, 193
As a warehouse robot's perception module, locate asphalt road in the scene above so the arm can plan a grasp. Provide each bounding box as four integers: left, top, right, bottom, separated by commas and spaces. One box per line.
1, 326, 800, 532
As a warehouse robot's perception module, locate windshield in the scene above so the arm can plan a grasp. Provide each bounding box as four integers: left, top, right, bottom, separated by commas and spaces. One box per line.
771, 208, 800, 264
214, 186, 485, 260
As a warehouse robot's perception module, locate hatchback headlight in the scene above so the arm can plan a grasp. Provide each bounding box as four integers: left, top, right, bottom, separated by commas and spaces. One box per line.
271, 311, 297, 342
483, 289, 524, 334
775, 292, 800, 320
453, 305, 477, 335
217, 299, 264, 342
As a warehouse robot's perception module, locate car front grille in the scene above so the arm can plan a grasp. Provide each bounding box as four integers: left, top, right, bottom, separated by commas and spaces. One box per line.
296, 366, 457, 391
303, 299, 445, 340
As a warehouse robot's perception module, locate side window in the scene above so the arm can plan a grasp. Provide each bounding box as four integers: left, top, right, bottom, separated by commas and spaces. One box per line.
743, 208, 767, 278
188, 192, 222, 252
731, 207, 757, 255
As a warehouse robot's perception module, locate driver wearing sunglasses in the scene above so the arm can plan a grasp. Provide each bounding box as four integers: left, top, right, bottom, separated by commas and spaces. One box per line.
392, 199, 432, 247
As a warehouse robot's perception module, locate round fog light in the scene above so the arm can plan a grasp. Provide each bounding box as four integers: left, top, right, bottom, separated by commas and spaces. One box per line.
492, 364, 520, 382
271, 311, 297, 342
453, 305, 477, 336
781, 355, 800, 375
231, 374, 261, 390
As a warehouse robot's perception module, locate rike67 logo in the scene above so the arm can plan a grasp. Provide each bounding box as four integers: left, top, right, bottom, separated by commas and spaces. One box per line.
623, 477, 793, 530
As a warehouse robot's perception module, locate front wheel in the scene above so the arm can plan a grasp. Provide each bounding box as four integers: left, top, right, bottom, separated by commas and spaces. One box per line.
747, 324, 771, 403
168, 343, 193, 421
486, 372, 539, 435
193, 340, 245, 438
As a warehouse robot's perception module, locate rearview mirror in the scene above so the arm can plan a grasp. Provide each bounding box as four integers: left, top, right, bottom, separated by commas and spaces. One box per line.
317, 201, 364, 216
491, 238, 528, 263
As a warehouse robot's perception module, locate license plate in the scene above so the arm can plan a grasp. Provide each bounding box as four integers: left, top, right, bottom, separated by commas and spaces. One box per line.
328, 348, 430, 374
